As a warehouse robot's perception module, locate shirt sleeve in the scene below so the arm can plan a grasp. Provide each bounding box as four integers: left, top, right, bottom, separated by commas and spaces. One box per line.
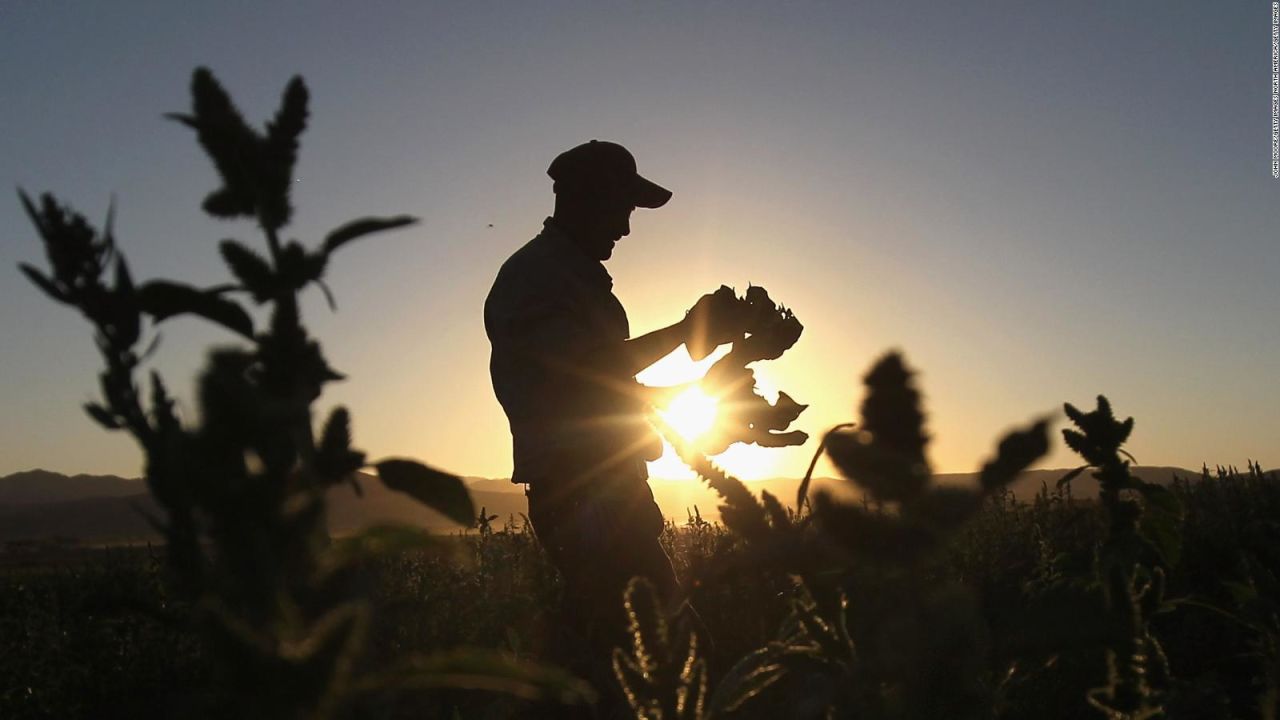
490, 269, 629, 371
486, 276, 663, 481
500, 293, 597, 360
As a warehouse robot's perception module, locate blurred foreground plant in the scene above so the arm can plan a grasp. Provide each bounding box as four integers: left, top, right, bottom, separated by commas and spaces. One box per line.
17, 67, 590, 718
644, 350, 1051, 719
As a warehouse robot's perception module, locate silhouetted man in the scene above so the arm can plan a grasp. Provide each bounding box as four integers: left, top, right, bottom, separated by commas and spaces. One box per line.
484, 140, 739, 710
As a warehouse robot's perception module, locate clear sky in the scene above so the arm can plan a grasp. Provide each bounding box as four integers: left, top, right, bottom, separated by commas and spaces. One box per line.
1, 1, 1275, 482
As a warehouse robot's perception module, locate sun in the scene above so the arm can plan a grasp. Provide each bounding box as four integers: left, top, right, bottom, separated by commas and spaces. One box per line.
636, 347, 781, 480
658, 386, 719, 441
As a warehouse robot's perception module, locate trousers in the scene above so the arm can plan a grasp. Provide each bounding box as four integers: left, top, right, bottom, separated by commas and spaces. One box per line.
525, 465, 679, 716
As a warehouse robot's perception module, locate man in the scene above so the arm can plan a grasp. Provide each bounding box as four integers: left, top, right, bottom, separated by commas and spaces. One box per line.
484, 140, 740, 701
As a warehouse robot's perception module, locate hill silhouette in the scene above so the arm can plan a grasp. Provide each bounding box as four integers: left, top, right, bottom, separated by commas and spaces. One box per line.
0, 465, 1232, 543
0, 469, 143, 505
0, 471, 523, 542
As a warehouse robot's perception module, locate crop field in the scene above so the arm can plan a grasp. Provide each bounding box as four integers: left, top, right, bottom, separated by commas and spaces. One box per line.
4, 466, 1279, 719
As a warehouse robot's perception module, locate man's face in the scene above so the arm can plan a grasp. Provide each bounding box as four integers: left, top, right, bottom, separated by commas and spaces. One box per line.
576, 186, 635, 261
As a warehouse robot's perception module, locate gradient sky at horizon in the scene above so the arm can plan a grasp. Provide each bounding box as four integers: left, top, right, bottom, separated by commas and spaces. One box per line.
1, 2, 1275, 482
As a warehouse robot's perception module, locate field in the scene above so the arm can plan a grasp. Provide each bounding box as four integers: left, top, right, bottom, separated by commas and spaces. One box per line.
4, 467, 1279, 719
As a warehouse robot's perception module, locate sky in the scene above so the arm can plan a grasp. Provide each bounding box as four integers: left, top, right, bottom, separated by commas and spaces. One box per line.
1, 1, 1275, 483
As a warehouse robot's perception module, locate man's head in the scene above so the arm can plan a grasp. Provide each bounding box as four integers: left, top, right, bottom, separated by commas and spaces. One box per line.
549, 140, 671, 261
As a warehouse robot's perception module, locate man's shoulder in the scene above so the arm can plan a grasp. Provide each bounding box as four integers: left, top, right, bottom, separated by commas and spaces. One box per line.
485, 228, 574, 337
489, 231, 560, 301
497, 232, 554, 277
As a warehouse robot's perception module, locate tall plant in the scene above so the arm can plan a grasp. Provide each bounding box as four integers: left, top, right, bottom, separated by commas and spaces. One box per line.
18, 68, 589, 718
1059, 397, 1182, 719
644, 351, 1050, 719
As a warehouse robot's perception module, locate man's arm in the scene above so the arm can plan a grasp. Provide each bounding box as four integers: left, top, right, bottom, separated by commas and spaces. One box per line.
618, 289, 752, 376
618, 319, 691, 377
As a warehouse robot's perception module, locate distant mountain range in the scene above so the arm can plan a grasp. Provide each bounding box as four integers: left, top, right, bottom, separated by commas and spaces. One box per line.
0, 470, 527, 543
0, 465, 1222, 543
0, 469, 145, 505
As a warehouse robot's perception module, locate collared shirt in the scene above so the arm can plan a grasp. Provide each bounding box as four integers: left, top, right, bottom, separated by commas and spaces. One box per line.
484, 218, 659, 488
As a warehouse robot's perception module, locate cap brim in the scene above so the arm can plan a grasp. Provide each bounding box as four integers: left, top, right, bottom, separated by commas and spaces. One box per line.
632, 174, 672, 209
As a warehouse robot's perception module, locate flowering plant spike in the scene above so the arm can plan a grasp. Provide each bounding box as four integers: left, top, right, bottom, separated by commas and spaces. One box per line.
683, 284, 808, 455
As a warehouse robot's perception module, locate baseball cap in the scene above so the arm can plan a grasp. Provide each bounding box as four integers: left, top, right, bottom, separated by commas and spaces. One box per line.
547, 140, 672, 209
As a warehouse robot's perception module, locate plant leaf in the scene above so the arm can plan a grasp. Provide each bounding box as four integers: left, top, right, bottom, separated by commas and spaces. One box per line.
760, 490, 791, 530
612, 650, 655, 714
357, 647, 595, 704
859, 352, 929, 467
320, 407, 352, 455
83, 403, 121, 430
218, 239, 275, 302
708, 645, 788, 714
170, 68, 261, 222
323, 216, 418, 255
18, 189, 48, 239
1137, 482, 1184, 567
265, 75, 308, 159
138, 280, 254, 338
149, 371, 179, 434
112, 256, 141, 347
754, 429, 809, 448
1057, 464, 1089, 489
316, 407, 365, 484
978, 419, 1049, 492
619, 577, 667, 677
374, 458, 473, 525
18, 263, 67, 303
1063, 402, 1085, 427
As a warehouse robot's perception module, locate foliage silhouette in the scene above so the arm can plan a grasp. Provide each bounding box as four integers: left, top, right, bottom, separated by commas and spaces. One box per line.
7, 463, 1280, 718
653, 357, 1257, 719
612, 577, 710, 719
1060, 396, 1179, 719
17, 67, 591, 717
653, 350, 1060, 719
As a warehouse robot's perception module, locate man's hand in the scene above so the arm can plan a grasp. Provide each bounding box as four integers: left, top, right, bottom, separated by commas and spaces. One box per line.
619, 286, 749, 376
684, 286, 750, 361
